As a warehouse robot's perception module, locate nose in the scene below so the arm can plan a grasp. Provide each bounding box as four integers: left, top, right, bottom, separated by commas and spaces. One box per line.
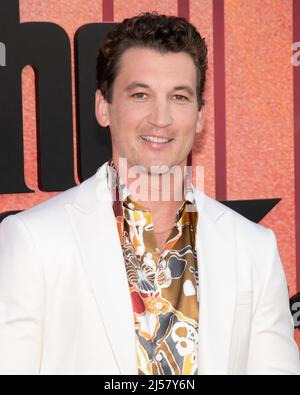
146, 100, 173, 128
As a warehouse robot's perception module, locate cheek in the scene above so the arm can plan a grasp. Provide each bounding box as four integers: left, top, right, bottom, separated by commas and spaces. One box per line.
112, 105, 145, 130
176, 119, 198, 140
174, 107, 199, 129
109, 110, 143, 148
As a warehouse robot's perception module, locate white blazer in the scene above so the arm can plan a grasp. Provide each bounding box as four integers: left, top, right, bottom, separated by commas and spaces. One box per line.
0, 161, 299, 375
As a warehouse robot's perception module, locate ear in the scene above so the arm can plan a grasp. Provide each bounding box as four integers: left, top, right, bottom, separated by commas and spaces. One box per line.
196, 105, 205, 134
95, 89, 110, 127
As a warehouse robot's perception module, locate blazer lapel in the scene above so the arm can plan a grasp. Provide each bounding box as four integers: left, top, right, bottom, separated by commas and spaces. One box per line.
195, 190, 237, 374
64, 162, 137, 375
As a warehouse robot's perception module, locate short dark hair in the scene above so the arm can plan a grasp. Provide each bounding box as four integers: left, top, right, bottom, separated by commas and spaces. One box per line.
96, 12, 208, 110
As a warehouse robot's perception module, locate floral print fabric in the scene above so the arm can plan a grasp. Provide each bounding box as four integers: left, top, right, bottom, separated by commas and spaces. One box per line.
107, 161, 199, 375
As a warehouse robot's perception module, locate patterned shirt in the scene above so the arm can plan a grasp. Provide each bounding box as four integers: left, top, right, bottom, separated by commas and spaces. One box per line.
107, 160, 199, 375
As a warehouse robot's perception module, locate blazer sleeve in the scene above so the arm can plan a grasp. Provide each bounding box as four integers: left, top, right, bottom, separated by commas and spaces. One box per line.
0, 215, 44, 375
247, 229, 300, 375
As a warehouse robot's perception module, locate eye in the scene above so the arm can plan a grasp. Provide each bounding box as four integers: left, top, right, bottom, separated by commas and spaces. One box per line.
173, 94, 189, 102
131, 92, 147, 99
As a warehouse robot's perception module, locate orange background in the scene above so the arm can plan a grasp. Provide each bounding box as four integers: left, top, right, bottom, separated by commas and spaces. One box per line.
0, 0, 299, 347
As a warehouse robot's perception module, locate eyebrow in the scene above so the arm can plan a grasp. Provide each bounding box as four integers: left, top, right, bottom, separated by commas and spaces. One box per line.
125, 82, 195, 96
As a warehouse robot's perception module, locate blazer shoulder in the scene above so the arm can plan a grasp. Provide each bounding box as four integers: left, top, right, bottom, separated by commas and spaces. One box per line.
201, 191, 275, 258
202, 194, 282, 297
201, 191, 271, 237
16, 183, 80, 222
3, 171, 100, 241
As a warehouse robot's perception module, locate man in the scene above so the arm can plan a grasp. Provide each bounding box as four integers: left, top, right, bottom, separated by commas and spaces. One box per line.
0, 12, 299, 375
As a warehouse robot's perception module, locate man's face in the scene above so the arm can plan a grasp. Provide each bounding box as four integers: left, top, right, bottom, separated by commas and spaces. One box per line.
96, 47, 204, 173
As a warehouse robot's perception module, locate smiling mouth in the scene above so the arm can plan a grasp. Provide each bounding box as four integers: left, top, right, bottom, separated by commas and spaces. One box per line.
140, 135, 173, 144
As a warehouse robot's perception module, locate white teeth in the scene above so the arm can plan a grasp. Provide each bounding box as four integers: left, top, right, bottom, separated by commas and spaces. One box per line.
141, 135, 171, 143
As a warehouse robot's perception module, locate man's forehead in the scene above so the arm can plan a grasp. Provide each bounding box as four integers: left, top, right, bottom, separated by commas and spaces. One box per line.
116, 47, 197, 86
119, 46, 194, 64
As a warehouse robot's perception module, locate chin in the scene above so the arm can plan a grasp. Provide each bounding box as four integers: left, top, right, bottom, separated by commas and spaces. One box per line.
139, 159, 171, 170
